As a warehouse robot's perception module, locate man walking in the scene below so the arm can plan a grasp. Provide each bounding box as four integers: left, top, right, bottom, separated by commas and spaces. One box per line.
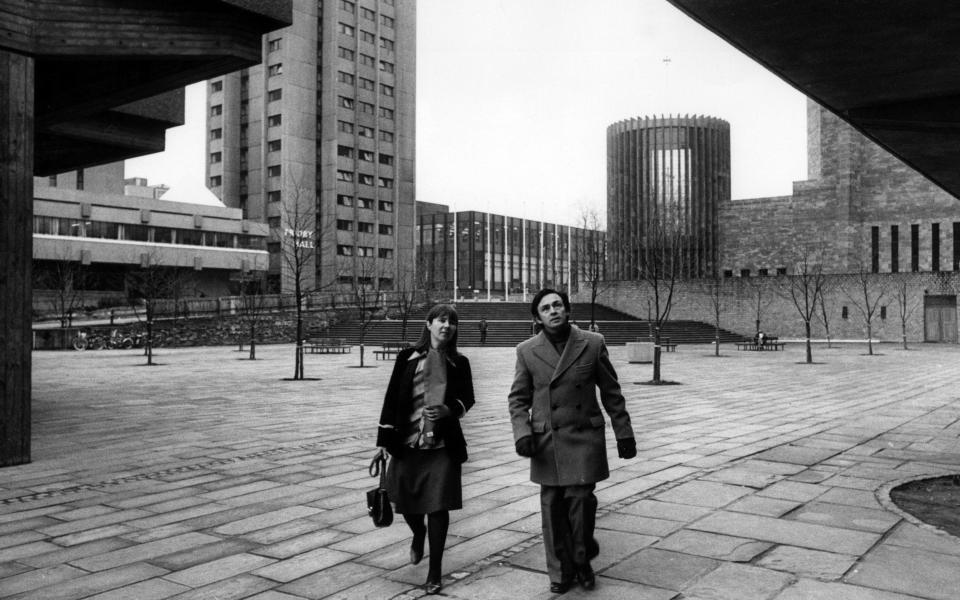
508, 288, 636, 593
478, 317, 488, 345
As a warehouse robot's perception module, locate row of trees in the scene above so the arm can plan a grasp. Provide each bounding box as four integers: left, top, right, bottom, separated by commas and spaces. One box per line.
573, 207, 925, 382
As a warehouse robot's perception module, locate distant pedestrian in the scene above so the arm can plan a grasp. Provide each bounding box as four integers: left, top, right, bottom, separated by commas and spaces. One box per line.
478, 318, 488, 345
508, 288, 636, 593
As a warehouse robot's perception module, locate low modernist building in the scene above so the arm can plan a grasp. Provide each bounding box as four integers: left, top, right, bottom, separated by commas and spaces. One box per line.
33, 163, 268, 311
416, 204, 603, 300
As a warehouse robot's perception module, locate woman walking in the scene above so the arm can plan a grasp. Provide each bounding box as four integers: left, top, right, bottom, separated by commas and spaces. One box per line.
375, 304, 475, 594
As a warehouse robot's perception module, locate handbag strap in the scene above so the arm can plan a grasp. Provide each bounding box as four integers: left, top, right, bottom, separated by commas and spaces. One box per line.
369, 453, 386, 478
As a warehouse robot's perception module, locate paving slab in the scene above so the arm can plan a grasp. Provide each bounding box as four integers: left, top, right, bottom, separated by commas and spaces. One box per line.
846, 544, 960, 600
785, 501, 901, 533
602, 548, 719, 590
655, 529, 772, 562
758, 545, 857, 580
651, 480, 754, 508
773, 579, 928, 600
680, 562, 795, 600
689, 511, 881, 555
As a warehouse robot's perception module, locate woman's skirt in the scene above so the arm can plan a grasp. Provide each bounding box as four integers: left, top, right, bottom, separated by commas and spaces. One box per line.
386, 447, 462, 514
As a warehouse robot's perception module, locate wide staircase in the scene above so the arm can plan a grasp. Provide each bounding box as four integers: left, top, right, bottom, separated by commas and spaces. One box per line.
323, 301, 748, 347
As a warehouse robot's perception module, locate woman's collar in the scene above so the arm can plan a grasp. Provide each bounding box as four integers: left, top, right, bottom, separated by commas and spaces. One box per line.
407, 348, 456, 365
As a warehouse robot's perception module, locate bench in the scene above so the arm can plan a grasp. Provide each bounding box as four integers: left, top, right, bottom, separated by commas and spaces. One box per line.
374, 341, 412, 361
736, 337, 786, 351
304, 337, 351, 354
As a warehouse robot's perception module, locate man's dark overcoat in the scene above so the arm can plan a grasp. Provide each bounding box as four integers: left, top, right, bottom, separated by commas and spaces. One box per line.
508, 326, 633, 486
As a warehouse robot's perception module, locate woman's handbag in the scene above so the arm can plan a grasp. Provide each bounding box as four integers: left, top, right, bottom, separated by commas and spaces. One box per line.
366, 452, 393, 527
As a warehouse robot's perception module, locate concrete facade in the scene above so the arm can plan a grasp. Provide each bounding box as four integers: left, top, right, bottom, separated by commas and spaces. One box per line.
207, 0, 416, 295
33, 165, 269, 311
416, 206, 603, 300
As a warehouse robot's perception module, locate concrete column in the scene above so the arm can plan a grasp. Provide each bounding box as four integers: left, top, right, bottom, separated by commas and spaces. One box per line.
1, 49, 34, 466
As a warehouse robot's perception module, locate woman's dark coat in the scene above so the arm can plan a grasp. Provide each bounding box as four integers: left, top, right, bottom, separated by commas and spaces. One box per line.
377, 347, 475, 463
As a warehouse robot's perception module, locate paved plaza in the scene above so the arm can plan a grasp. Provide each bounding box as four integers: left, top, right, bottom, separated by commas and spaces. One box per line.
2, 342, 960, 599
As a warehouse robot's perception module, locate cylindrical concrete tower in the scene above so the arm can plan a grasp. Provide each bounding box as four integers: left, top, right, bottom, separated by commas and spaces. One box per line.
607, 115, 730, 280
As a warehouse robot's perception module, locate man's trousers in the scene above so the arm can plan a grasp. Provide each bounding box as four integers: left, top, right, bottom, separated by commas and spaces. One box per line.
540, 483, 598, 584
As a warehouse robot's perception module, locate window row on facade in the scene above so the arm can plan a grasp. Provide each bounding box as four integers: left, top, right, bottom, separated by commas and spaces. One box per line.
335, 244, 393, 258
337, 23, 395, 51
337, 95, 394, 120
337, 144, 393, 164
870, 222, 960, 273
335, 170, 393, 188
335, 72, 394, 96
34, 217, 265, 250
336, 194, 393, 212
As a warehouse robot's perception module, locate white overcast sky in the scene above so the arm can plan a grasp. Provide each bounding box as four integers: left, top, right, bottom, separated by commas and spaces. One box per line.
127, 0, 809, 226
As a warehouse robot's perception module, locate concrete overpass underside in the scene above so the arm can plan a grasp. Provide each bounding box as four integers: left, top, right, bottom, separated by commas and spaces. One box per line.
668, 0, 960, 202
0, 0, 291, 466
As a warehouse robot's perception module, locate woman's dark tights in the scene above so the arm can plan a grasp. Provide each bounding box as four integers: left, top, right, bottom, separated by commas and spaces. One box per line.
404, 510, 449, 580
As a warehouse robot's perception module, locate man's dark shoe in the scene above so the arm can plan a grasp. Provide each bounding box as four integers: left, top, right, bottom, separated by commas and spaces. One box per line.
577, 564, 596, 590
549, 579, 573, 594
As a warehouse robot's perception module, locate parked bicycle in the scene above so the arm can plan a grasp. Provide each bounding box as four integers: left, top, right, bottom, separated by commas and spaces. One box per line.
104, 329, 134, 349
72, 329, 92, 351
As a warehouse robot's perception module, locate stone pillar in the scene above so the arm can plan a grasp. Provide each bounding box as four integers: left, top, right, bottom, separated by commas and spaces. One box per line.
0, 49, 33, 466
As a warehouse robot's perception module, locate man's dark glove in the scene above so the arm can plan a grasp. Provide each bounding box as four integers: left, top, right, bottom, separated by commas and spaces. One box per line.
515, 435, 535, 457
617, 437, 637, 459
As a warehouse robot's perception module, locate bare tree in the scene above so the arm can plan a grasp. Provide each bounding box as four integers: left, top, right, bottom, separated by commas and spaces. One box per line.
125, 249, 183, 365
236, 266, 269, 360
817, 279, 834, 349
346, 255, 387, 367
391, 262, 422, 343
575, 207, 611, 329
277, 190, 317, 380
35, 254, 87, 330
841, 264, 888, 355
700, 275, 727, 356
276, 172, 339, 380
634, 217, 685, 383
784, 250, 827, 364
743, 276, 774, 340
894, 277, 921, 350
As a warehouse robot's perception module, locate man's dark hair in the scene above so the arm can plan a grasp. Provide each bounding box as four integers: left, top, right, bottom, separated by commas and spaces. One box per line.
530, 288, 571, 318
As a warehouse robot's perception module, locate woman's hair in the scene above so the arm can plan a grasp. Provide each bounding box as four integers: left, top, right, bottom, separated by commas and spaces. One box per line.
414, 303, 460, 353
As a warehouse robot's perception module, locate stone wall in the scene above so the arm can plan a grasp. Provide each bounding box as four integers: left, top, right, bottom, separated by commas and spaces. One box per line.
720, 102, 960, 278
579, 272, 960, 343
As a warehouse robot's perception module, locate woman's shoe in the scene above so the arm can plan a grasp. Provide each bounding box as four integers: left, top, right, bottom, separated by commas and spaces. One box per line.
424, 577, 442, 594
410, 534, 425, 565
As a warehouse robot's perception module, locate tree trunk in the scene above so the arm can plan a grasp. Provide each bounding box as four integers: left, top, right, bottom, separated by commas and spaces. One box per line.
867, 323, 873, 355
804, 320, 813, 364
902, 321, 909, 350
294, 303, 304, 380
249, 322, 256, 360
653, 326, 662, 382
146, 318, 154, 366
714, 323, 720, 356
